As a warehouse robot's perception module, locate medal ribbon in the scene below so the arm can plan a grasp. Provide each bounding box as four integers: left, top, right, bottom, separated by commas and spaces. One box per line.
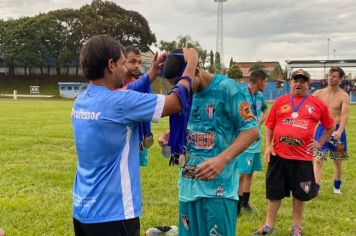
247, 87, 259, 123
290, 95, 308, 114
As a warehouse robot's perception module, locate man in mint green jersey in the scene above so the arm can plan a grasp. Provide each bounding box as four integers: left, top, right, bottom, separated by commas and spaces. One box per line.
237, 69, 268, 214
160, 50, 259, 236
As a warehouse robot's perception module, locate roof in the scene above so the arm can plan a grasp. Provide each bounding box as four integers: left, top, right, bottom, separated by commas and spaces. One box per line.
286, 59, 356, 68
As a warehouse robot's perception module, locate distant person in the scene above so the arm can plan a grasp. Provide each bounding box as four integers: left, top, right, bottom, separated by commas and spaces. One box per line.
313, 67, 349, 194
159, 49, 259, 236
237, 69, 268, 214
71, 35, 199, 236
253, 69, 334, 236
123, 46, 154, 166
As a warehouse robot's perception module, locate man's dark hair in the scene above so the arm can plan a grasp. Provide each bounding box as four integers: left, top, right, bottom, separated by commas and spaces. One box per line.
80, 35, 124, 81
162, 49, 186, 79
124, 46, 141, 57
250, 69, 267, 83
329, 67, 345, 79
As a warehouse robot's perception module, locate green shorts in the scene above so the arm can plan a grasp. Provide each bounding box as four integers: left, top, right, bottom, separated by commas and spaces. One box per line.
238, 152, 262, 174
179, 198, 238, 236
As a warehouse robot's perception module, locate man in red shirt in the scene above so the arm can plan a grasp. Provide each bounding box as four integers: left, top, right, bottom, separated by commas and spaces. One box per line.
253, 69, 335, 236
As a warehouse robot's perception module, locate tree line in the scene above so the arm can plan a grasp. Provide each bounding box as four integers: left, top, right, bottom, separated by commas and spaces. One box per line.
0, 0, 156, 76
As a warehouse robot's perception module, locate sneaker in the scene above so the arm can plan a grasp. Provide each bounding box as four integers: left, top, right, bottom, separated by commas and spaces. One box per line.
243, 204, 253, 213
289, 225, 302, 236
334, 187, 342, 194
252, 225, 275, 235
145, 226, 178, 236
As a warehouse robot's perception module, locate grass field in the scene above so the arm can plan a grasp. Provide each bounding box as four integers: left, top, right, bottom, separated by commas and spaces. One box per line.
0, 99, 355, 235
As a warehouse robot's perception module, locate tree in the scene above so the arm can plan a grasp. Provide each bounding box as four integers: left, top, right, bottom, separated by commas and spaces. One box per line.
199, 49, 208, 68
229, 57, 234, 68
208, 50, 215, 73
215, 51, 222, 74
227, 65, 243, 80
158, 40, 177, 52
270, 64, 284, 81
249, 61, 266, 72
79, 0, 156, 52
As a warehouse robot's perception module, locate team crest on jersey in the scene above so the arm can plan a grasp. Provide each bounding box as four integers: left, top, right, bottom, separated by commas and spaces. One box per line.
306, 105, 314, 114
182, 215, 189, 230
281, 105, 291, 113
216, 185, 224, 197
300, 181, 311, 193
206, 104, 215, 119
239, 102, 254, 121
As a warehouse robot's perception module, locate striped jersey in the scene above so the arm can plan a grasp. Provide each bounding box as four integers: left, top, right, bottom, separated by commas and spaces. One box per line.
72, 84, 164, 223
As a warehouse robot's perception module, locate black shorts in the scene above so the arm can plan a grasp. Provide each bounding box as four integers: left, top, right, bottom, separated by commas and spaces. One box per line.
73, 217, 140, 236
266, 154, 317, 201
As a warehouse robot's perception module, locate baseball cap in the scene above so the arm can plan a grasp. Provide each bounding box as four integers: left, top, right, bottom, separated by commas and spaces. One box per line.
291, 69, 310, 81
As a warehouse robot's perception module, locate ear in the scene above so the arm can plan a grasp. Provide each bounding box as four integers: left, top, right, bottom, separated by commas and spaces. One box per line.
195, 68, 200, 76
107, 59, 115, 73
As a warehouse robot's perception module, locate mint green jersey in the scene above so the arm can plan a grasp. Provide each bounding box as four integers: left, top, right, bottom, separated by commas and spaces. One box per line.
178, 74, 258, 202
241, 87, 267, 153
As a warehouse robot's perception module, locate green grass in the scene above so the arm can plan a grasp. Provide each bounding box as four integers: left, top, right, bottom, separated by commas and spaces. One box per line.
0, 99, 355, 235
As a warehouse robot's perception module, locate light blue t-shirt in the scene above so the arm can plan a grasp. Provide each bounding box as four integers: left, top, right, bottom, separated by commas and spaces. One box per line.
179, 75, 258, 202
241, 87, 267, 153
72, 85, 164, 223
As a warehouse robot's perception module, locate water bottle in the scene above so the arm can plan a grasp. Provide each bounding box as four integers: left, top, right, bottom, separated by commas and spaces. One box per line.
140, 148, 148, 166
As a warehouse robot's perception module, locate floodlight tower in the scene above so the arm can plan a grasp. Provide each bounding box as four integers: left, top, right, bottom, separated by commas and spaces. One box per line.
215, 0, 227, 67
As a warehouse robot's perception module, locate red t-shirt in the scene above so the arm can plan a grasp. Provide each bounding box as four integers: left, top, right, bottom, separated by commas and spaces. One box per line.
265, 94, 334, 161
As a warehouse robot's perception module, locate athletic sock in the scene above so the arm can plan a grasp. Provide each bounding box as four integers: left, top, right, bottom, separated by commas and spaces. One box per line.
242, 192, 250, 207
316, 183, 320, 192
238, 195, 243, 214
334, 180, 342, 189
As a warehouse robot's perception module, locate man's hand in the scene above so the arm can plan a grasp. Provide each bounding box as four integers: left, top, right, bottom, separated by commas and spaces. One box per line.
307, 139, 321, 152
264, 145, 275, 163
158, 130, 169, 147
332, 130, 342, 141
148, 51, 166, 81
195, 155, 228, 180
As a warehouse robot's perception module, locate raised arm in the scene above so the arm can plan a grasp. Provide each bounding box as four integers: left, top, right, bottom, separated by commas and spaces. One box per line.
161, 48, 198, 117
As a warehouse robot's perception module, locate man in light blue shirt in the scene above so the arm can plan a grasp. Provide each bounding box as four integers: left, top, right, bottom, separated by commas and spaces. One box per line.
72, 35, 198, 236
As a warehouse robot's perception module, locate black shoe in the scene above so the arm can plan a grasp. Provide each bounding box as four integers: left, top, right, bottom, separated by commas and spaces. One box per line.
243, 204, 253, 213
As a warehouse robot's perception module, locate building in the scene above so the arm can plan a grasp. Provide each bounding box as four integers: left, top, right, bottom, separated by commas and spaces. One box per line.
58, 82, 88, 98
231, 61, 284, 82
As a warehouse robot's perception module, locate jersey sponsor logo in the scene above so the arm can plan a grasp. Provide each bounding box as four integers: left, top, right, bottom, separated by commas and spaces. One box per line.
306, 105, 314, 114
300, 181, 311, 193
187, 131, 215, 149
182, 215, 189, 230
280, 104, 291, 113
216, 185, 224, 197
210, 224, 223, 236
206, 104, 215, 119
279, 136, 302, 146
282, 118, 309, 129
73, 193, 96, 207
239, 102, 254, 121
71, 109, 101, 120
191, 106, 201, 120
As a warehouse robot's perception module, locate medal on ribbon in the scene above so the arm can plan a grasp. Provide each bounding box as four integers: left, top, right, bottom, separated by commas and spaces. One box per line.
290, 95, 308, 119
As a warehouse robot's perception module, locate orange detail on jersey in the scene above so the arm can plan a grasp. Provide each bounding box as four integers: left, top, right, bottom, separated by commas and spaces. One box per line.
239, 102, 254, 121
